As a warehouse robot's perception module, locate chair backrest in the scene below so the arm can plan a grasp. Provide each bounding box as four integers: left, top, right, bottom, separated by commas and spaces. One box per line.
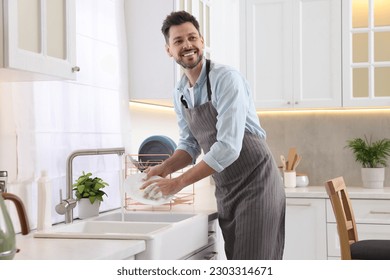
325, 176, 359, 260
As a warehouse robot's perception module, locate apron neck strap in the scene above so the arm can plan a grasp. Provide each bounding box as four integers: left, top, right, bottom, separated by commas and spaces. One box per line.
206, 59, 212, 101
181, 59, 212, 109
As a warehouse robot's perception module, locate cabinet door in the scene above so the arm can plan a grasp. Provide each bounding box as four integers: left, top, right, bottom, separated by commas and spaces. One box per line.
244, 0, 294, 109
284, 198, 327, 259
243, 0, 341, 109
125, 0, 176, 105
126, 0, 211, 105
342, 0, 390, 107
327, 199, 390, 258
215, 220, 227, 260
294, 0, 342, 108
327, 223, 390, 258
3, 0, 77, 80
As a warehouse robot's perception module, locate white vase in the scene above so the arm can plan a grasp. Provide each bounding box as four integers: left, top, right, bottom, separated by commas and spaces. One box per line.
361, 167, 385, 189
78, 198, 100, 219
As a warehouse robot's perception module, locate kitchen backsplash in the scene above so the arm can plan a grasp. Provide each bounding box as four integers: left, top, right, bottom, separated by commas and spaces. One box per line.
129, 105, 390, 188
260, 109, 390, 187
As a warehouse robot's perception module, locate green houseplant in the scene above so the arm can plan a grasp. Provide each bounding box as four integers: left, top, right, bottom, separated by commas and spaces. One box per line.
72, 171, 109, 218
346, 136, 390, 188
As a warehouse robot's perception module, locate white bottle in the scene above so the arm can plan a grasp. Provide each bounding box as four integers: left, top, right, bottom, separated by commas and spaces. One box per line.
37, 170, 52, 231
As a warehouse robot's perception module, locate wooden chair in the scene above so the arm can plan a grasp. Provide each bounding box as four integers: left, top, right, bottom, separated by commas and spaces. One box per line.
325, 176, 390, 260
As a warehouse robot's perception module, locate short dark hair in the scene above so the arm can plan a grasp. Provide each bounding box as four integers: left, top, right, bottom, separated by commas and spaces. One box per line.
161, 11, 201, 43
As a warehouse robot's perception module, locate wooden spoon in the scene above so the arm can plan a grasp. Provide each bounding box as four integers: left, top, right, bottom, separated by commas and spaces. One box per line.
280, 155, 287, 171
292, 154, 302, 171
286, 147, 297, 170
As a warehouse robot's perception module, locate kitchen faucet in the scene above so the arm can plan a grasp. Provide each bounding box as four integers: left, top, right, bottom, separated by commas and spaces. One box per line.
55, 147, 126, 223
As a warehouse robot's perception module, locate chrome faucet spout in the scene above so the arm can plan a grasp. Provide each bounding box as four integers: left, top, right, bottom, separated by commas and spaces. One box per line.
56, 147, 125, 223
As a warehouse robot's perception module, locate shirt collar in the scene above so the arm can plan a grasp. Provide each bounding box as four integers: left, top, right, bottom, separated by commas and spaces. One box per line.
176, 58, 208, 92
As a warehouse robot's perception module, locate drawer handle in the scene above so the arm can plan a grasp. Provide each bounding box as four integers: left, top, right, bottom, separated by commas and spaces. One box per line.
287, 203, 312, 207
369, 211, 390, 215
204, 252, 218, 260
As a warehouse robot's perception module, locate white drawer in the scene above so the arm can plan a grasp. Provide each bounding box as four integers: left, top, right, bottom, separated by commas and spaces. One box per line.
326, 199, 390, 224
327, 223, 390, 257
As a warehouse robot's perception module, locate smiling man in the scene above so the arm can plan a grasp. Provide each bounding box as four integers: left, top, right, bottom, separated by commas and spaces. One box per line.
167, 21, 203, 70
143, 10, 286, 260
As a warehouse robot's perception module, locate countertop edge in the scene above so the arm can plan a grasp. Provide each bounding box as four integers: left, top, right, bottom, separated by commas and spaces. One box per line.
285, 186, 390, 199
15, 233, 146, 260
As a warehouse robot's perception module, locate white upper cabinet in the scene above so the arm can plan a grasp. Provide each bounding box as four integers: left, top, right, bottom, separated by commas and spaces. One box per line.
242, 0, 342, 109
0, 0, 77, 81
125, 0, 211, 106
342, 0, 390, 107
124, 0, 176, 106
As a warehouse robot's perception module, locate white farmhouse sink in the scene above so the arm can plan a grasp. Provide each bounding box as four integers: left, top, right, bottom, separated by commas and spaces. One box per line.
34, 221, 171, 239
34, 211, 208, 260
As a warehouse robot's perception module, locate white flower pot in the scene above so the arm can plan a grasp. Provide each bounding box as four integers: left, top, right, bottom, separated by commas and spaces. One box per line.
361, 167, 385, 189
78, 198, 100, 219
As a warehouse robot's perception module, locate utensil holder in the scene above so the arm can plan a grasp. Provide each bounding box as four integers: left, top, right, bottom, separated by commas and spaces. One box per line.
284, 171, 296, 188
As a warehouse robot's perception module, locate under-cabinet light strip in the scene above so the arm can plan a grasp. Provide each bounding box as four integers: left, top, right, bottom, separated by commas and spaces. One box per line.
129, 101, 390, 114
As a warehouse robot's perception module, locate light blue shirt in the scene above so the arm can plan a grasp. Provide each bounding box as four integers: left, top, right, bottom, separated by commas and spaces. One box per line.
173, 59, 266, 173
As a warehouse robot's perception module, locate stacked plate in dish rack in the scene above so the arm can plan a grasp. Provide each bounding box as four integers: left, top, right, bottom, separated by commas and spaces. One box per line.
124, 173, 173, 206
124, 135, 177, 205
139, 135, 176, 166
131, 135, 177, 172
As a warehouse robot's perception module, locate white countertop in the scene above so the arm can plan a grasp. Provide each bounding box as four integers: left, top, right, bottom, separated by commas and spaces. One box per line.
12, 184, 390, 260
15, 234, 145, 260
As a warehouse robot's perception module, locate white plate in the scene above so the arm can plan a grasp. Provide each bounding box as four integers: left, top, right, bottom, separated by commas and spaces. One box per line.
123, 173, 172, 206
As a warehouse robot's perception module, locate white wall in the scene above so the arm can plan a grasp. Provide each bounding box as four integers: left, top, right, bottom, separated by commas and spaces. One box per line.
0, 0, 131, 230
128, 103, 179, 153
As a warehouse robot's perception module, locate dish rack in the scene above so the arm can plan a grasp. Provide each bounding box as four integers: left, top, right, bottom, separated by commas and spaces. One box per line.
124, 154, 195, 211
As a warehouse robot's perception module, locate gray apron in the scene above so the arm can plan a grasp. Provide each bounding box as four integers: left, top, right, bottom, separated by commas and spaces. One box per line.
182, 60, 286, 260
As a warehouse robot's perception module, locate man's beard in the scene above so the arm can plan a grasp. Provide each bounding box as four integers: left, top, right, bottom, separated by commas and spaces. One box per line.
176, 52, 203, 70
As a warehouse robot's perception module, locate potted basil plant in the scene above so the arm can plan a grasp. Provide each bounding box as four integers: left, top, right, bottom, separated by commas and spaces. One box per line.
72, 171, 109, 219
346, 136, 390, 189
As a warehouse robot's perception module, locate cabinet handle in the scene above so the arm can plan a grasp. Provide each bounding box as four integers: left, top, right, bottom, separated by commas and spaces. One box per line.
287, 101, 291, 105
203, 252, 218, 260
294, 101, 298, 105
287, 203, 312, 207
369, 211, 390, 215
72, 66, 81, 72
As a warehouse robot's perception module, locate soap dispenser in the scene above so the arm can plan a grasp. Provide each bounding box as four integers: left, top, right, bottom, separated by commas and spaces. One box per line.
37, 170, 52, 231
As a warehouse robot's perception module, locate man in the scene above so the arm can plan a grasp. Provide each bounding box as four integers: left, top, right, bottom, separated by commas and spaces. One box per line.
142, 11, 285, 260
